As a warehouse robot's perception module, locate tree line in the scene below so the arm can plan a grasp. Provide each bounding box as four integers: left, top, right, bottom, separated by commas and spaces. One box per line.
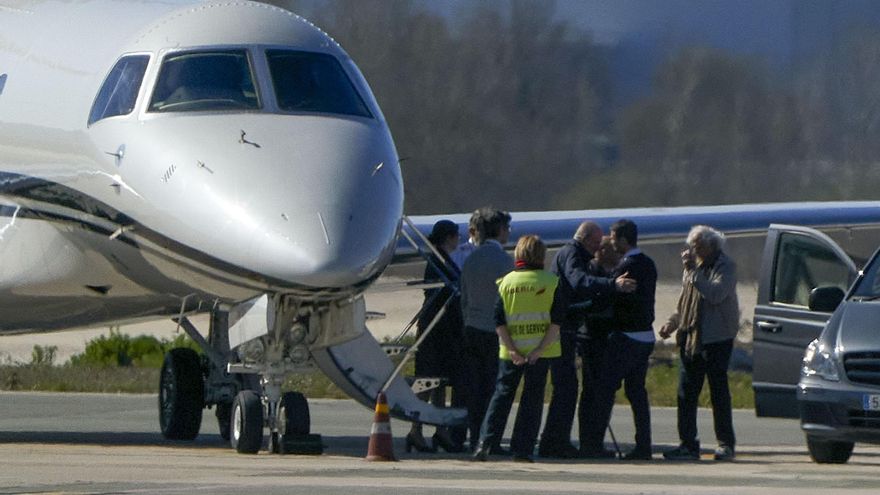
268, 0, 880, 214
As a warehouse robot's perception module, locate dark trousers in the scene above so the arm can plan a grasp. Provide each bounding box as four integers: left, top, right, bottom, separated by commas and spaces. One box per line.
539, 330, 578, 449
478, 358, 553, 457
677, 338, 736, 450
577, 334, 608, 447
464, 327, 499, 449
583, 332, 654, 452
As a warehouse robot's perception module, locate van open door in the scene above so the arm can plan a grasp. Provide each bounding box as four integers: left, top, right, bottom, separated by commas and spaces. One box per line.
753, 224, 857, 417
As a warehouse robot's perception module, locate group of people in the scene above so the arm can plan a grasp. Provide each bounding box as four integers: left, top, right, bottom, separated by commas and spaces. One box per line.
407, 206, 740, 463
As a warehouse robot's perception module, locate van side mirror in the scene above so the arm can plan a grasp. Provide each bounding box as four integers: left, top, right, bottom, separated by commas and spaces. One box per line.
809, 286, 845, 312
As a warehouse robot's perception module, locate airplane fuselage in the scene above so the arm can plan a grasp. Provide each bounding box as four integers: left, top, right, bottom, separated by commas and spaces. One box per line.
0, 1, 404, 331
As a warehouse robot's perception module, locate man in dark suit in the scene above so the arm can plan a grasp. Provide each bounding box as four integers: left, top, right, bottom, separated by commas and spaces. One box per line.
538, 221, 635, 459
580, 219, 657, 460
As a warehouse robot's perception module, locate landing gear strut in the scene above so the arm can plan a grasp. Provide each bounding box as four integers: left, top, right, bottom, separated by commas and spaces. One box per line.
160, 297, 323, 455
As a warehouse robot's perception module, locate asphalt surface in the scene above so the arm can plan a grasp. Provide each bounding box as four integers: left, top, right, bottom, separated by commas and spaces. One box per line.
1, 392, 879, 494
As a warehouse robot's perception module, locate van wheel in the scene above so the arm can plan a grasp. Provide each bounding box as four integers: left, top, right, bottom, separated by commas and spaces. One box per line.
806, 435, 854, 463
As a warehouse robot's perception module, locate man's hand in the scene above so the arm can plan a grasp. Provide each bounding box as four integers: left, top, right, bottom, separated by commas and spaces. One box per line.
659, 322, 676, 339
510, 349, 526, 366
526, 349, 542, 365
615, 272, 637, 293
681, 249, 696, 271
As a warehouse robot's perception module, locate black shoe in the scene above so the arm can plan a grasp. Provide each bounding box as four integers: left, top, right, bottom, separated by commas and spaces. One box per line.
471, 445, 490, 462
579, 447, 618, 459
513, 454, 534, 463
539, 443, 580, 459
663, 444, 700, 461
622, 449, 653, 461
432, 430, 464, 453
489, 445, 511, 456
405, 430, 436, 453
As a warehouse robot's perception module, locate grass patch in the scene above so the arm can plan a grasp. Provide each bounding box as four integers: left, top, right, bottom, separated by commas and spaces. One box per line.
0, 334, 755, 410
1, 365, 159, 393
637, 361, 753, 409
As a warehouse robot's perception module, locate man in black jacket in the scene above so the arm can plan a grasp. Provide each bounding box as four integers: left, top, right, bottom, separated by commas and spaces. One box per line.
538, 221, 635, 458
581, 219, 657, 460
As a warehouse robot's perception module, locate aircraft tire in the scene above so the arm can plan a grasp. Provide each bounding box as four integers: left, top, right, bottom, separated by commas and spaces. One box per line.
215, 402, 232, 441
279, 391, 311, 437
806, 435, 854, 464
159, 348, 204, 440
231, 390, 263, 454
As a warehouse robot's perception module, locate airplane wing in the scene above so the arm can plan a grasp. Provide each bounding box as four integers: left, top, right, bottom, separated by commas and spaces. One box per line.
398, 201, 880, 258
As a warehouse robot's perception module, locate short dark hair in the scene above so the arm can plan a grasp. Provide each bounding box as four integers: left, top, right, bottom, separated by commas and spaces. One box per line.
427, 219, 459, 246
611, 219, 638, 247
475, 207, 511, 242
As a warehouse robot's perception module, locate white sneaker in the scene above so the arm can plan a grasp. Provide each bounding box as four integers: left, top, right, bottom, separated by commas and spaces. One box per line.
714, 445, 735, 461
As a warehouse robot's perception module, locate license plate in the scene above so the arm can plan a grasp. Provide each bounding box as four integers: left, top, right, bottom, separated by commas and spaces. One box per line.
864, 394, 880, 411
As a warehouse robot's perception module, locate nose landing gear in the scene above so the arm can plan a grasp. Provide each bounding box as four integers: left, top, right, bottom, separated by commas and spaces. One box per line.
159, 298, 325, 455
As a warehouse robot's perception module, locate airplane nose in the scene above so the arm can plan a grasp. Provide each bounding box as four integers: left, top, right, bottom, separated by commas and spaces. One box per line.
231, 118, 403, 288
126, 114, 403, 290
272, 204, 398, 288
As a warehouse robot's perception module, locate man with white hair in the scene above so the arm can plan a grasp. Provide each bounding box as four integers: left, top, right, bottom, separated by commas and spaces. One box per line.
660, 225, 740, 461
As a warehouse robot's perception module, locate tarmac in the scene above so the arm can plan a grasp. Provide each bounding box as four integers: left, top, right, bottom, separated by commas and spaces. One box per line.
1, 393, 879, 494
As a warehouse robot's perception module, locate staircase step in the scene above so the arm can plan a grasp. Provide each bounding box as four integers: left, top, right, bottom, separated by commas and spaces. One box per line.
406, 376, 447, 394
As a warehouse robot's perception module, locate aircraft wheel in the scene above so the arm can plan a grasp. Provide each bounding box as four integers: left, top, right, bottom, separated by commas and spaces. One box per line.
159, 348, 204, 440
231, 390, 263, 454
279, 391, 310, 437
806, 435, 854, 464
215, 402, 232, 441
269, 431, 281, 454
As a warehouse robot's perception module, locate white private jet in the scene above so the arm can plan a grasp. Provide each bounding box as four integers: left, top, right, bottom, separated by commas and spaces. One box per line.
3, 0, 880, 455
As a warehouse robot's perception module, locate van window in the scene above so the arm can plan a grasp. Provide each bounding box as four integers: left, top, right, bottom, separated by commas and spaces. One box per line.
149, 50, 259, 112
266, 50, 372, 118
772, 233, 852, 307
88, 55, 150, 125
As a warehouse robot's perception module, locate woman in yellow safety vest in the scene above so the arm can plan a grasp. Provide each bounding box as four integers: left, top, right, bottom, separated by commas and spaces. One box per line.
472, 234, 567, 463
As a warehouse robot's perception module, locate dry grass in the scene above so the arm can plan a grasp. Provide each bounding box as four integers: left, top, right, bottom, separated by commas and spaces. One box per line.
0, 344, 754, 409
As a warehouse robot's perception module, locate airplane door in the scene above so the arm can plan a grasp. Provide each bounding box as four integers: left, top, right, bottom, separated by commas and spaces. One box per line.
753, 224, 857, 417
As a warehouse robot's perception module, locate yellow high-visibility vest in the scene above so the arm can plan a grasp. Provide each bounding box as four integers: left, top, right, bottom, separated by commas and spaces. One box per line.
496, 269, 561, 360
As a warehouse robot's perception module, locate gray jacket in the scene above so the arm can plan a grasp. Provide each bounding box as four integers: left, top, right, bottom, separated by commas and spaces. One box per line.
460, 240, 514, 332
667, 251, 740, 345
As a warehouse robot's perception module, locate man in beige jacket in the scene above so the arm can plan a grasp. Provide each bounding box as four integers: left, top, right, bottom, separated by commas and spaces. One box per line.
660, 225, 740, 461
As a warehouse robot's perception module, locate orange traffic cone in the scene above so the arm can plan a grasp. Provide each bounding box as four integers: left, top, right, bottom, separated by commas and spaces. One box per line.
365, 392, 397, 461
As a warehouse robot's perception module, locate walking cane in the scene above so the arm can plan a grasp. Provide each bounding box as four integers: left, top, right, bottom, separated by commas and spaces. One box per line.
607, 419, 622, 459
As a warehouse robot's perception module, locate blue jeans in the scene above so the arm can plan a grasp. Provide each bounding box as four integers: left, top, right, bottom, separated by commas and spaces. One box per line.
478, 357, 553, 457
677, 338, 735, 450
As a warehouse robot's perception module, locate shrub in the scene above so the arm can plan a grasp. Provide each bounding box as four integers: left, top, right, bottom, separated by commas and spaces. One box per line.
30, 345, 57, 367
69, 328, 200, 368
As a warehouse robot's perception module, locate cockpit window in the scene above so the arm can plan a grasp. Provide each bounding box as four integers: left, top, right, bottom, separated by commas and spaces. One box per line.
148, 50, 259, 112
88, 55, 149, 125
266, 50, 373, 118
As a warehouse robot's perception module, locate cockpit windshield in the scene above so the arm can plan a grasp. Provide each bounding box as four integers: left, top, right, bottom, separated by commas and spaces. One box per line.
148, 50, 259, 112
266, 50, 372, 118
